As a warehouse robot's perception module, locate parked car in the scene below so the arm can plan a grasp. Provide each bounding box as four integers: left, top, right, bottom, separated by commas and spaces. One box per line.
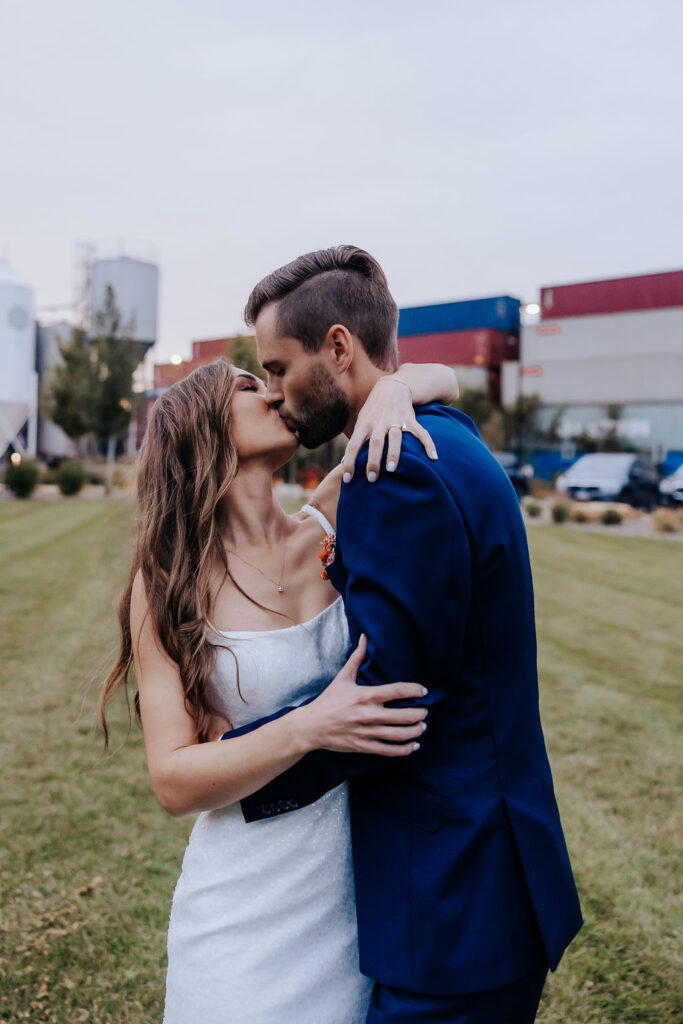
659, 463, 683, 506
555, 453, 660, 508
491, 451, 534, 499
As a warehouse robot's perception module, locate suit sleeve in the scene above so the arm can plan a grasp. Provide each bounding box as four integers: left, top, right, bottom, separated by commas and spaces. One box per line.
237, 448, 472, 823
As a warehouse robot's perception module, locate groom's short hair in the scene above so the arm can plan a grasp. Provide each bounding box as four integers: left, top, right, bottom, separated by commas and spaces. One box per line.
244, 245, 399, 370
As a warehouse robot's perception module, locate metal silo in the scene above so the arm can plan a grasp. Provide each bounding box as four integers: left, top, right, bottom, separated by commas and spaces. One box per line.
89, 256, 159, 345
0, 261, 37, 459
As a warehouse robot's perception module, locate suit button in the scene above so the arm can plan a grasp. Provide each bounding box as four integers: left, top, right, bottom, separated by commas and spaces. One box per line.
276, 799, 289, 812
287, 799, 299, 810
260, 803, 273, 816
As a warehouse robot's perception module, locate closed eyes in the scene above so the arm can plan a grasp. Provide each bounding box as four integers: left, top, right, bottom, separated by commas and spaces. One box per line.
235, 375, 264, 392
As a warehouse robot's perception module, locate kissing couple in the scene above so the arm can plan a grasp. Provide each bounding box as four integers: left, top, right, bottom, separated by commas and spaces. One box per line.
102, 245, 582, 1023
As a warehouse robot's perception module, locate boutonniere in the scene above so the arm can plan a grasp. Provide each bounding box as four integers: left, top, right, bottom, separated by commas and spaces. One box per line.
317, 533, 336, 580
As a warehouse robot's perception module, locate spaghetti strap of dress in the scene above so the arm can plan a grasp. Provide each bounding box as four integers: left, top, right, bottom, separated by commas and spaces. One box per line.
300, 502, 335, 536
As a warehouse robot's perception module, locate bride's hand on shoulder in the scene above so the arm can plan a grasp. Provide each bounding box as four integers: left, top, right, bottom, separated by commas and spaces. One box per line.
292, 634, 428, 757
342, 364, 458, 482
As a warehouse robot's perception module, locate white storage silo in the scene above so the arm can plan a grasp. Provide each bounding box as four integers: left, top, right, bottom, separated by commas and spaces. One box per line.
0, 261, 38, 458
89, 256, 159, 344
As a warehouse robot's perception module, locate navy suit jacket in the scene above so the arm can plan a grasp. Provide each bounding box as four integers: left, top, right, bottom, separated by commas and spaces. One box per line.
223, 404, 583, 994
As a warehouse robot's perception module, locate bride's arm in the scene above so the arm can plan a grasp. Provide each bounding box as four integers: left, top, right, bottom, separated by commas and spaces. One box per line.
132, 573, 426, 817
342, 362, 459, 482
307, 363, 460, 521
386, 362, 460, 406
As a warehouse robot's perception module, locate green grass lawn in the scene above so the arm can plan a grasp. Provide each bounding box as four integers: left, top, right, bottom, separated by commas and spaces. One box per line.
1, 499, 681, 1023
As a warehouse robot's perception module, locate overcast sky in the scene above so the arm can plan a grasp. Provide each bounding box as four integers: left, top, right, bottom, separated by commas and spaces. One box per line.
1, 0, 681, 362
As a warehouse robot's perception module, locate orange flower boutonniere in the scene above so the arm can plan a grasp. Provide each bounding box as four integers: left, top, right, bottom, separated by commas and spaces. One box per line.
317, 533, 336, 580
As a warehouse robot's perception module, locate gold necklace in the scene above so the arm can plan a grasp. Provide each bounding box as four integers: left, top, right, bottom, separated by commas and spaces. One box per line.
225, 522, 288, 594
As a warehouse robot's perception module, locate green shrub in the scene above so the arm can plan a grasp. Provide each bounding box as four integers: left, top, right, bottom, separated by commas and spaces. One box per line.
4, 459, 39, 499
56, 460, 86, 496
551, 503, 570, 524
602, 508, 622, 526
525, 500, 542, 518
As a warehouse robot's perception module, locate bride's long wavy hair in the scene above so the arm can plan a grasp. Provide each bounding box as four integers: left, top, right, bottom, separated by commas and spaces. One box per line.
100, 357, 246, 746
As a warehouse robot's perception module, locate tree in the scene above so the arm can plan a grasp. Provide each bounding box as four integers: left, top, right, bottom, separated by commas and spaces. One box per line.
230, 335, 266, 380
45, 326, 93, 443
501, 393, 540, 453
451, 387, 493, 430
451, 386, 541, 453
45, 286, 140, 491
89, 285, 140, 488
479, 408, 505, 450
602, 404, 624, 452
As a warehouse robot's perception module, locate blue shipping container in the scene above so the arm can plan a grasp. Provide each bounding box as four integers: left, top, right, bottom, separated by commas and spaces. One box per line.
398, 296, 521, 337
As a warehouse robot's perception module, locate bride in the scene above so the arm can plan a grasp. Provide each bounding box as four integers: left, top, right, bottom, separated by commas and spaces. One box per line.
100, 355, 458, 1023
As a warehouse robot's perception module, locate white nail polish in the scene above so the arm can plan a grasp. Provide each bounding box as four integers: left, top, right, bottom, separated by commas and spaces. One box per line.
430, 450, 438, 460
422, 686, 428, 695
343, 472, 351, 483
368, 471, 377, 483
413, 742, 421, 751
421, 722, 427, 732
387, 461, 396, 472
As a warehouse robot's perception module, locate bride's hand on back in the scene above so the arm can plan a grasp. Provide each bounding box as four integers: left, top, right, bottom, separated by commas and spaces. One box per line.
293, 634, 427, 756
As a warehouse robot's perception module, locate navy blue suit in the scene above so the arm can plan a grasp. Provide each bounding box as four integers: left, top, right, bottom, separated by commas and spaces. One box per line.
224, 404, 582, 1012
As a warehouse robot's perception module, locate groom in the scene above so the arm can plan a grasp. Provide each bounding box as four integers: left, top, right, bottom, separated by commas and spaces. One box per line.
226, 246, 582, 1022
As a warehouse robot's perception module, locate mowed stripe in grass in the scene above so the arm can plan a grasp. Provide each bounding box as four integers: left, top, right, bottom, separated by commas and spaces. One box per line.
1, 501, 681, 1023
528, 527, 683, 1023
1, 498, 190, 1023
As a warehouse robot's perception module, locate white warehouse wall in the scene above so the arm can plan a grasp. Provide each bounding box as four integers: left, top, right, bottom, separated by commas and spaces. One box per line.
506, 352, 683, 406
503, 307, 683, 406
524, 307, 683, 364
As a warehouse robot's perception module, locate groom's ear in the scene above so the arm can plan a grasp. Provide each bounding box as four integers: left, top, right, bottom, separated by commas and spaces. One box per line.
325, 323, 354, 375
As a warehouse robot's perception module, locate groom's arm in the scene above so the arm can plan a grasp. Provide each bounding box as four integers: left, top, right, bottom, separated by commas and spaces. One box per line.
231, 445, 472, 823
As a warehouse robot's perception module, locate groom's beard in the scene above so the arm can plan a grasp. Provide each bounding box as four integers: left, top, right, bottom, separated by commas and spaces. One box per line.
287, 364, 350, 449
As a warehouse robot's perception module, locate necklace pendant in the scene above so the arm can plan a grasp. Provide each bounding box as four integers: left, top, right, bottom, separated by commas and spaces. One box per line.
278, 585, 284, 593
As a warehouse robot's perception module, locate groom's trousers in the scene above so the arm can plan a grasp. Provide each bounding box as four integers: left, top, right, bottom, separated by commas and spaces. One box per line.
365, 968, 548, 1024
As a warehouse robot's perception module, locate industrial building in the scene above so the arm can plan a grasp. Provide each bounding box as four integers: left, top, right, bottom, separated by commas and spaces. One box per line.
0, 251, 159, 464
0, 261, 37, 461
89, 256, 159, 347
155, 303, 521, 407
397, 295, 521, 404
153, 336, 240, 390
501, 269, 683, 457
149, 270, 683, 466
7, 258, 672, 468
35, 254, 159, 461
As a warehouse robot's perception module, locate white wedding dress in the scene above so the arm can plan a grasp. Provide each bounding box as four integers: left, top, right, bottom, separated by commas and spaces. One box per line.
164, 512, 373, 1024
